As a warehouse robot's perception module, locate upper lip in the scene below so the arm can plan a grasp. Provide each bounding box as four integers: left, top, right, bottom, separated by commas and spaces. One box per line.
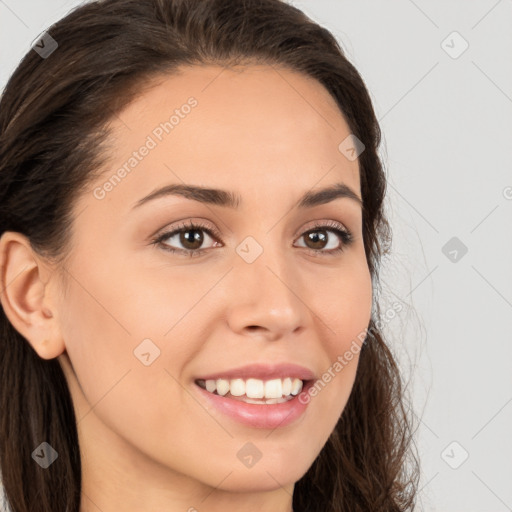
195, 363, 317, 382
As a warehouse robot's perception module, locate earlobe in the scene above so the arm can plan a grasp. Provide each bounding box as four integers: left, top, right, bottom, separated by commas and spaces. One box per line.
0, 231, 65, 360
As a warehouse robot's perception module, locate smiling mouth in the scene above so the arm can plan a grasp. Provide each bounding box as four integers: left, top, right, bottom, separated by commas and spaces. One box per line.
195, 377, 307, 405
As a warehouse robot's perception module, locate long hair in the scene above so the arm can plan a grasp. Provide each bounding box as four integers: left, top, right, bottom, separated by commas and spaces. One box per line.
0, 1, 420, 510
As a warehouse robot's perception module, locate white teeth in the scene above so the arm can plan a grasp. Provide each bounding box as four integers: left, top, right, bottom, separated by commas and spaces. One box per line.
282, 377, 292, 396
245, 378, 264, 398
291, 378, 302, 396
229, 378, 245, 396
200, 377, 304, 399
264, 378, 282, 399
216, 379, 230, 396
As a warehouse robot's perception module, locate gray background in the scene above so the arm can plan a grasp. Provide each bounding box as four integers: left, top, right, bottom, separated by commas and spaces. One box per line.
1, 1, 511, 511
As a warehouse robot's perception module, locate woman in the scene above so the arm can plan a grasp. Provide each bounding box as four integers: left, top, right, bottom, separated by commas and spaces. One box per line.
0, 0, 420, 510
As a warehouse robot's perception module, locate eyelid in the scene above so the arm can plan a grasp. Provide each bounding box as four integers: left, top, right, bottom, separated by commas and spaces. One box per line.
152, 217, 354, 256
153, 218, 221, 241
154, 218, 349, 241
298, 218, 349, 237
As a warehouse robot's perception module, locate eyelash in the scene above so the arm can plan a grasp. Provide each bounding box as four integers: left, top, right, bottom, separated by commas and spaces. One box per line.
151, 219, 354, 258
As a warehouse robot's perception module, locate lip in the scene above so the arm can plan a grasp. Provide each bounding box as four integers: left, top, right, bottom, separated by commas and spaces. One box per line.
194, 378, 315, 429
194, 363, 317, 381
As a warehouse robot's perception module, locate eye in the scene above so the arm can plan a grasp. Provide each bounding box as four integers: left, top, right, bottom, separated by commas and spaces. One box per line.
294, 220, 354, 256
151, 219, 354, 257
152, 220, 220, 257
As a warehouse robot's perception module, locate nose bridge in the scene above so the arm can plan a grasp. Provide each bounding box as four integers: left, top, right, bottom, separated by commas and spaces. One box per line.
230, 231, 306, 330
236, 229, 290, 291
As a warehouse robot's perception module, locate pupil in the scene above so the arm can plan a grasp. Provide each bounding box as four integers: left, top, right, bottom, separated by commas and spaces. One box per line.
307, 231, 327, 249
182, 229, 203, 249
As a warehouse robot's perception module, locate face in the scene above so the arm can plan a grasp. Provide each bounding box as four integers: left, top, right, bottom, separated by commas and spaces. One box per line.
55, 64, 372, 499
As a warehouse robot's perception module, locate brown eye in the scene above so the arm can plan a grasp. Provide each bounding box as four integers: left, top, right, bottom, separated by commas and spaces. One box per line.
303, 230, 329, 250
176, 228, 205, 251
153, 219, 353, 258
154, 220, 220, 257
294, 222, 353, 256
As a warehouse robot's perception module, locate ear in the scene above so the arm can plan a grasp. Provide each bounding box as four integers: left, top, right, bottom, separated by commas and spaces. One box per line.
0, 231, 66, 360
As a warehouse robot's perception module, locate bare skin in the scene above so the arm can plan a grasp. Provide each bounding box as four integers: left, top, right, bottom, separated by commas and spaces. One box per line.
0, 64, 372, 512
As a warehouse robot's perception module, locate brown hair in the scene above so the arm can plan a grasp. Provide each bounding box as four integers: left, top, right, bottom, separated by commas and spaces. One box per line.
0, 0, 420, 510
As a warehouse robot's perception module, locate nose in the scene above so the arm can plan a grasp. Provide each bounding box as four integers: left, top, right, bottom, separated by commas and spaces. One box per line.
226, 242, 309, 341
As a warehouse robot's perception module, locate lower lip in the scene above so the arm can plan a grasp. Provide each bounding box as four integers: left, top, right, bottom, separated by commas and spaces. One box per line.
194, 380, 314, 429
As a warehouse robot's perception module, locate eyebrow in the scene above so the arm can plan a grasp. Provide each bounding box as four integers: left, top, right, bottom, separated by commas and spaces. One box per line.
131, 182, 363, 211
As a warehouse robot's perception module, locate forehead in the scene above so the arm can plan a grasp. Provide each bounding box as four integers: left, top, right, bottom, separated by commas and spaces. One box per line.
83, 64, 361, 215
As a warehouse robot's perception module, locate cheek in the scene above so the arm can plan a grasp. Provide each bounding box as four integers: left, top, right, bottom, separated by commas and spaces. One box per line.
58, 269, 194, 463
57, 276, 135, 408
56, 257, 168, 407
305, 256, 372, 406
312, 256, 373, 346
57, 253, 209, 422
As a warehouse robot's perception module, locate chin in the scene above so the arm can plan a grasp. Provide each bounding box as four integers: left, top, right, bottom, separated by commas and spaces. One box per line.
208, 458, 311, 492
